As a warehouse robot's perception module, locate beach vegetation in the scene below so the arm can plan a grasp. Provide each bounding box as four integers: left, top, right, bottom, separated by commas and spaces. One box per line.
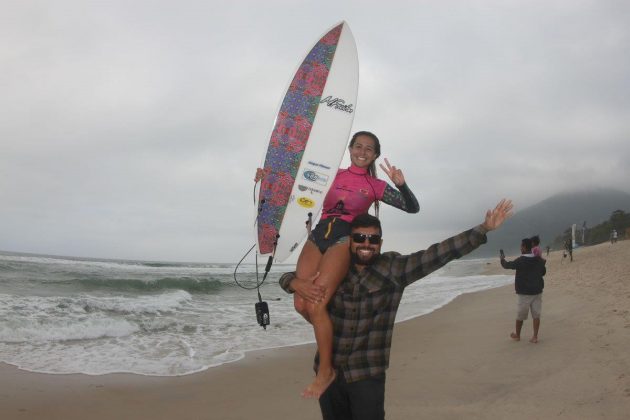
552, 209, 630, 247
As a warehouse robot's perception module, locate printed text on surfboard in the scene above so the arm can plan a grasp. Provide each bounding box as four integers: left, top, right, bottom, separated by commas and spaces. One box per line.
320, 96, 354, 113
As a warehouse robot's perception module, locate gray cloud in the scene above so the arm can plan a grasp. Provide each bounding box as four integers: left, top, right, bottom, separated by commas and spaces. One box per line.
2, 0, 629, 262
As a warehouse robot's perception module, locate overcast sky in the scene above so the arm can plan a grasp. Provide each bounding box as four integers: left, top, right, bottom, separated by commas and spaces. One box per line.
2, 0, 629, 263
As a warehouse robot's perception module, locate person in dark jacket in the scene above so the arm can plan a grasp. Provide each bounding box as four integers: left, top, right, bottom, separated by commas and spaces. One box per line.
500, 237, 546, 343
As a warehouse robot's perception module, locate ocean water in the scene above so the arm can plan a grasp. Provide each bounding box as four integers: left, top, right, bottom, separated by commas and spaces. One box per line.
0, 251, 511, 376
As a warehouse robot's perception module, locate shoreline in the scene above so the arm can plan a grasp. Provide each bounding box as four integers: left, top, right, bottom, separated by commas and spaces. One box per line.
0, 273, 511, 379
0, 258, 509, 379
1, 241, 629, 419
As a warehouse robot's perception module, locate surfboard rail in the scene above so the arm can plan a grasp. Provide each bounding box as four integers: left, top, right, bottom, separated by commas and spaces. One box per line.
256, 21, 359, 262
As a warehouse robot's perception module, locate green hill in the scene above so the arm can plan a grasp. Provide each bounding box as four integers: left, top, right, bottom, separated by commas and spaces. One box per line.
469, 188, 630, 258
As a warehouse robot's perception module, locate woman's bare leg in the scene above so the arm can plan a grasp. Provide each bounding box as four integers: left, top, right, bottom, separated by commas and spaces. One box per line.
294, 240, 323, 322
301, 241, 350, 398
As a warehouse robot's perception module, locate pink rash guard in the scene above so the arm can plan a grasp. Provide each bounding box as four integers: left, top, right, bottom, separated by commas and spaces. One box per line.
320, 164, 387, 223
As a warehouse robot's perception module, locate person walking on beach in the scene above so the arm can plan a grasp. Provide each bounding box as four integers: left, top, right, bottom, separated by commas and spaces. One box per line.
279, 199, 513, 420
500, 237, 546, 344
564, 238, 573, 262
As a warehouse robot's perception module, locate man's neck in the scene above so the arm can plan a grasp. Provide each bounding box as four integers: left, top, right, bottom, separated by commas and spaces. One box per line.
354, 264, 367, 272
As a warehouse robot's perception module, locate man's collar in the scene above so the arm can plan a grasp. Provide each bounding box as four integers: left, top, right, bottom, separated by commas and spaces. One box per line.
349, 263, 367, 274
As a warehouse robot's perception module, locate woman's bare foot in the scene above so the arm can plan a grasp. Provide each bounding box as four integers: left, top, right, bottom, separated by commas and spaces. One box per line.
301, 370, 336, 399
529, 336, 538, 343
510, 332, 520, 341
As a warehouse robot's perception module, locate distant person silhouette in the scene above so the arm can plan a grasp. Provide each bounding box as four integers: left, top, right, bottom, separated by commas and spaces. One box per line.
564, 238, 573, 262
530, 235, 545, 262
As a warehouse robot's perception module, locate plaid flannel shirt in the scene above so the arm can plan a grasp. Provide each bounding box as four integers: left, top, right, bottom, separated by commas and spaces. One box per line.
279, 224, 488, 383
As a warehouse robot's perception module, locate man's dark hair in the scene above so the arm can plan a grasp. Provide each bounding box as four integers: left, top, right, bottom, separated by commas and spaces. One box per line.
530, 235, 540, 246
521, 238, 533, 252
351, 213, 382, 235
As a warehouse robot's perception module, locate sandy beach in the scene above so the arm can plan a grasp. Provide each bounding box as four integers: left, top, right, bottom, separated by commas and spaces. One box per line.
1, 240, 629, 419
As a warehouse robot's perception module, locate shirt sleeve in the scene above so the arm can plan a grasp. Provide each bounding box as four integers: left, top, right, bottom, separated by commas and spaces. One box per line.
501, 258, 518, 270
387, 224, 488, 287
279, 272, 296, 294
380, 183, 420, 213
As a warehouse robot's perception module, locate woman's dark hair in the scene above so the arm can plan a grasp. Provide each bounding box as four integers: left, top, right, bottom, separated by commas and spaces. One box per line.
349, 131, 382, 216
530, 235, 540, 246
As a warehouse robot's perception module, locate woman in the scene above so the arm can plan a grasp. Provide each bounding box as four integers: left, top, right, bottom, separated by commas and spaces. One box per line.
256, 131, 419, 398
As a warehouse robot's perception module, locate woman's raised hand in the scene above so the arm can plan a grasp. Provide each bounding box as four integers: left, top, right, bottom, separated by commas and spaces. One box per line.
379, 158, 405, 186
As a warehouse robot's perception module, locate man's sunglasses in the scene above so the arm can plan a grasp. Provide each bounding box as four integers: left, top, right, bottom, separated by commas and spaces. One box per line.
351, 233, 382, 244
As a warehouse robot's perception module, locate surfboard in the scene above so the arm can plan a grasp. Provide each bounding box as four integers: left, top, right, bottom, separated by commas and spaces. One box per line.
256, 21, 359, 262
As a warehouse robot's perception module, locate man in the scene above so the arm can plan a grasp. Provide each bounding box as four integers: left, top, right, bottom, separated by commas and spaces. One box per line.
500, 237, 546, 344
279, 199, 513, 420
564, 238, 573, 262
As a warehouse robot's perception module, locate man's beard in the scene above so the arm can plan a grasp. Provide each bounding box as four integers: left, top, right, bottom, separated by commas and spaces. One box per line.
351, 247, 379, 266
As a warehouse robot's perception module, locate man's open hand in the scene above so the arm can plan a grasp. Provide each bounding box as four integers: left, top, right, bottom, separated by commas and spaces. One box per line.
482, 199, 514, 231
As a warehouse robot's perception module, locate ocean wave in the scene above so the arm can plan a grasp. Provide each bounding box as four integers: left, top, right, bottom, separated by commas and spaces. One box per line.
0, 316, 139, 343
76, 290, 192, 314
73, 276, 230, 294
0, 252, 292, 273
140, 262, 185, 268
0, 290, 194, 344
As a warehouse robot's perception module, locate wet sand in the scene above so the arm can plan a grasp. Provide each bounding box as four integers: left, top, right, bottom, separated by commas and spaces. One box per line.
1, 240, 629, 419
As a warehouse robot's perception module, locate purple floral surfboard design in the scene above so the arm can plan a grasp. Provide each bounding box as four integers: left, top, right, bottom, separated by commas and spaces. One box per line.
257, 24, 343, 255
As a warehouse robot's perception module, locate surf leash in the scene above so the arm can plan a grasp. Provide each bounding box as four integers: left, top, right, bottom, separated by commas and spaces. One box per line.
232, 245, 272, 329
254, 255, 273, 330
306, 212, 313, 234
232, 177, 274, 330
